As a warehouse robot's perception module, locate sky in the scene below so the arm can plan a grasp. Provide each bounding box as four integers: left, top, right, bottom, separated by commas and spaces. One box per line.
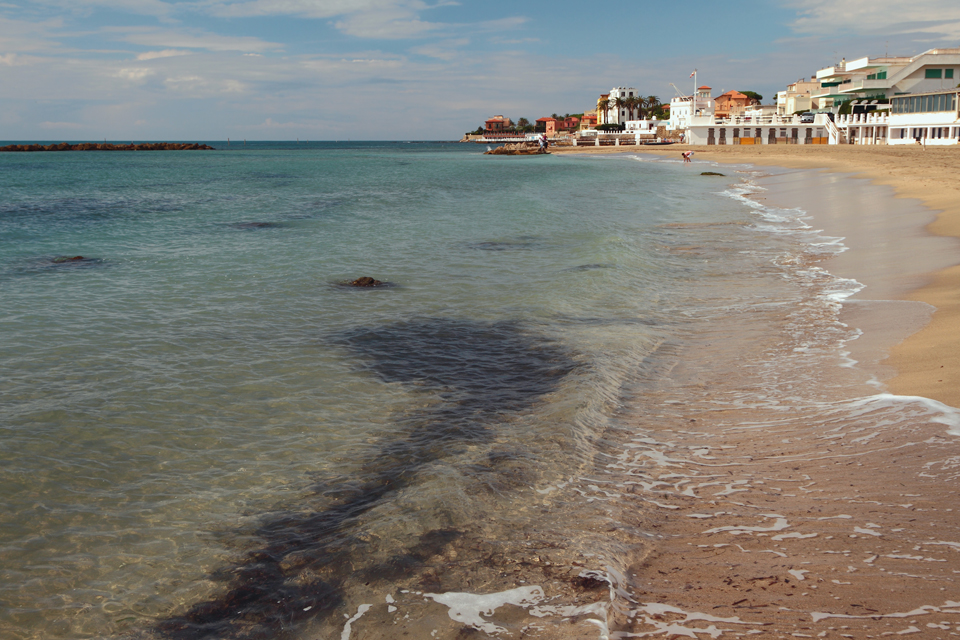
1, 0, 959, 140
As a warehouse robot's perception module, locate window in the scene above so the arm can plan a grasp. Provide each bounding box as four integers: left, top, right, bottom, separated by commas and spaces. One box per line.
926, 68, 943, 79
947, 69, 955, 79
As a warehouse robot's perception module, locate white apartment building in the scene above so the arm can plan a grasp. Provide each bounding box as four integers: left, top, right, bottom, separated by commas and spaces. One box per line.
813, 48, 960, 107
598, 87, 641, 125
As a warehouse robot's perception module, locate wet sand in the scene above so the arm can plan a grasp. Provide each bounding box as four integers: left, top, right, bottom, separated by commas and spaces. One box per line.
554, 144, 960, 408
546, 145, 960, 637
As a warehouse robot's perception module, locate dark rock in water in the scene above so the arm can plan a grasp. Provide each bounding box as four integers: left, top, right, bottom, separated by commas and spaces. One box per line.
335, 276, 394, 289
350, 277, 383, 287
571, 575, 609, 590
51, 256, 85, 263
466, 237, 542, 252
231, 221, 282, 230
0, 142, 215, 152
701, 171, 725, 176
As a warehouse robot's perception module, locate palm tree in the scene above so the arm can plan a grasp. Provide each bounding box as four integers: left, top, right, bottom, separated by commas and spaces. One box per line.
613, 96, 625, 124
597, 98, 610, 125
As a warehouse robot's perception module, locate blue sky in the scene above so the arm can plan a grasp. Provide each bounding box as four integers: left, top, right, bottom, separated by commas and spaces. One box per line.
1, 0, 959, 140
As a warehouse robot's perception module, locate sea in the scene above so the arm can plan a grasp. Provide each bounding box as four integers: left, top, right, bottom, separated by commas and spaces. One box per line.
2, 141, 958, 640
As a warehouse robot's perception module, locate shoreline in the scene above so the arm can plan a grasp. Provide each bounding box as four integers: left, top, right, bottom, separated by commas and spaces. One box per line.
554, 144, 960, 409
550, 145, 960, 637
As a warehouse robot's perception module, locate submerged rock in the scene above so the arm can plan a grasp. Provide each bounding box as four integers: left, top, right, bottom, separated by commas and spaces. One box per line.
230, 222, 282, 230
349, 277, 384, 287
700, 171, 725, 176
51, 256, 85, 263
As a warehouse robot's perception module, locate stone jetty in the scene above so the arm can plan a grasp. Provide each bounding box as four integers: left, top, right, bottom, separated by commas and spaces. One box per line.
0, 142, 215, 152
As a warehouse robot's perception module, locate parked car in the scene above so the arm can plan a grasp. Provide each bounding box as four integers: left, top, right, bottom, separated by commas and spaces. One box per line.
799, 112, 815, 123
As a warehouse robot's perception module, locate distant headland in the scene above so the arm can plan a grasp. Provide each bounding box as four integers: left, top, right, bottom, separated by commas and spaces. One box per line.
0, 142, 215, 152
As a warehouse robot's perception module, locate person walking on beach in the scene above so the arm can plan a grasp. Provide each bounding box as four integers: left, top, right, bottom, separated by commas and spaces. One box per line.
681, 151, 694, 163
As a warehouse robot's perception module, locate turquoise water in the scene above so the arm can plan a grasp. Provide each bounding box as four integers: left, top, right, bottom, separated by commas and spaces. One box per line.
0, 143, 878, 639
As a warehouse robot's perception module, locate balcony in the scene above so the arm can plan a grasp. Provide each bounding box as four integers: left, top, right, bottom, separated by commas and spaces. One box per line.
840, 78, 891, 93
835, 112, 890, 127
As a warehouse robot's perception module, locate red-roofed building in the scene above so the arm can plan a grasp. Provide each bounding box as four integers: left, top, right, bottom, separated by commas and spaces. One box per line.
484, 115, 513, 132
536, 117, 558, 135
714, 90, 757, 118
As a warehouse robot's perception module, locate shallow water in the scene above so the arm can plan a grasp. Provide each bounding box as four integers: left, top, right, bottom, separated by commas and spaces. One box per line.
1, 143, 956, 639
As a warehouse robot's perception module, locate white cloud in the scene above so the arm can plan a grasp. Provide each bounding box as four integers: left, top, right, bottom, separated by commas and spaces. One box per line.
32, 0, 175, 18
163, 74, 247, 94
410, 38, 467, 60
334, 12, 437, 39
202, 0, 421, 19
117, 66, 155, 80
136, 48, 190, 60
0, 15, 63, 53
201, 0, 447, 38
783, 0, 960, 37
104, 27, 282, 52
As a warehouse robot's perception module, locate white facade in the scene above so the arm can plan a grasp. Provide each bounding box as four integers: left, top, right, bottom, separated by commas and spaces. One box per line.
668, 87, 715, 131
813, 49, 960, 106
606, 87, 639, 125
682, 113, 833, 145
887, 90, 960, 145
680, 90, 960, 146
624, 119, 660, 134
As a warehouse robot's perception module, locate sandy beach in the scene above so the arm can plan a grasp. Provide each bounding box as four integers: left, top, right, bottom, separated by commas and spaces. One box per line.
544, 144, 960, 637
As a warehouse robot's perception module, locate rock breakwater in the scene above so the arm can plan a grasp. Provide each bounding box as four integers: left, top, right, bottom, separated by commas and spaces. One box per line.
0, 142, 215, 152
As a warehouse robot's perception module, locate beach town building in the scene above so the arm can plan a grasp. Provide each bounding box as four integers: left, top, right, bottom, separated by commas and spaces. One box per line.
596, 94, 611, 125
624, 119, 661, 136
536, 117, 558, 136
812, 48, 960, 108
484, 115, 513, 132
776, 78, 820, 115
887, 90, 960, 145
597, 87, 640, 125
713, 90, 755, 118
559, 116, 580, 132
675, 89, 835, 145
668, 86, 714, 132
609, 87, 639, 124
579, 111, 598, 130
